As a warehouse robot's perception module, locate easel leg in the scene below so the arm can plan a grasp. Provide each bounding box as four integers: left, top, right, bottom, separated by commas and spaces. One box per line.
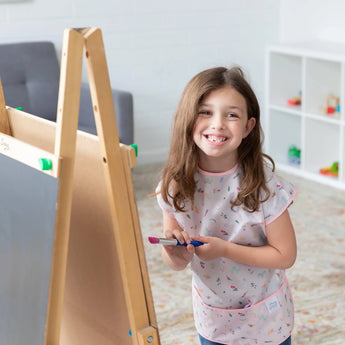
82, 28, 160, 345
121, 146, 159, 329
45, 28, 84, 345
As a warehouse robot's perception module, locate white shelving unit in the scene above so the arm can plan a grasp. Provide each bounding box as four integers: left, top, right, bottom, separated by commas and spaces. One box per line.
266, 41, 345, 189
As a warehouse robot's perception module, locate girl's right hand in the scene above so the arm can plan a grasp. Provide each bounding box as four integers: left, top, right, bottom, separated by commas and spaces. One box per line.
162, 212, 195, 270
164, 228, 195, 262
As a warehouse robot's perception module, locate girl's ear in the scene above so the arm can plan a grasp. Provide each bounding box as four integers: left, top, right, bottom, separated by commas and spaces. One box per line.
243, 117, 256, 138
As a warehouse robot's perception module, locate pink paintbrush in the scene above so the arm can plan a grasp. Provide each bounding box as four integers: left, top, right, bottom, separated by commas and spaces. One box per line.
148, 236, 203, 247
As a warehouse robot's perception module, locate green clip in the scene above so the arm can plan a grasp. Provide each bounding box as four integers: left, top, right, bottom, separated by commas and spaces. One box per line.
39, 158, 53, 171
16, 107, 22, 111
130, 144, 138, 157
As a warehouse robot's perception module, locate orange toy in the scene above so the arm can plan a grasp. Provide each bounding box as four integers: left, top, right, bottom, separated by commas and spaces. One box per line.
320, 162, 339, 177
287, 95, 301, 106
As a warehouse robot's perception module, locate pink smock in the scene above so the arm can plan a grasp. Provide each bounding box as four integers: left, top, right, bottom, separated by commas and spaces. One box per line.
156, 164, 297, 345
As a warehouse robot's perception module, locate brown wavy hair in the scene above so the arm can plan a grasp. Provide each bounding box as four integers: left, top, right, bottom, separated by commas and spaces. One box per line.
160, 66, 274, 212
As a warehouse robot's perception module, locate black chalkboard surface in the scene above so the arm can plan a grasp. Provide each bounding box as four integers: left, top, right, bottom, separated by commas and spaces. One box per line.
0, 153, 58, 344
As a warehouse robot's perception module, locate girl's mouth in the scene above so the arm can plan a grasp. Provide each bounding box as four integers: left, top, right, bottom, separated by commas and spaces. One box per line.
205, 135, 228, 143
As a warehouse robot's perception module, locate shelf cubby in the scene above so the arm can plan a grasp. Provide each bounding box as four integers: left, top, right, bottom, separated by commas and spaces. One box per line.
304, 118, 340, 177
269, 52, 302, 108
305, 58, 341, 116
268, 109, 302, 168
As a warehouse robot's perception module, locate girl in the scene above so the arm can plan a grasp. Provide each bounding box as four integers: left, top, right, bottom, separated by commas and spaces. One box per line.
156, 66, 297, 345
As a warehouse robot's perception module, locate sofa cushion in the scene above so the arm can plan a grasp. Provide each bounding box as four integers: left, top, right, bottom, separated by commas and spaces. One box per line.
0, 41, 60, 121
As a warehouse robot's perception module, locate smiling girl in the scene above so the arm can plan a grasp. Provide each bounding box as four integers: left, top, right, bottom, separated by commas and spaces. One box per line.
156, 66, 297, 345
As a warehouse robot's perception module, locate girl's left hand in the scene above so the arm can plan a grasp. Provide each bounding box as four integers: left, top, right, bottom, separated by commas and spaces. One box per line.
191, 235, 228, 261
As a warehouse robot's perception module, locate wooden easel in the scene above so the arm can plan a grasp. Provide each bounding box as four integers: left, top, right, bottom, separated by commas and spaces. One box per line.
0, 28, 159, 345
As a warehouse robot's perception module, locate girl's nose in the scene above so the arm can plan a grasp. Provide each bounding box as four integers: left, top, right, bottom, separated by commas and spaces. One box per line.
211, 113, 225, 130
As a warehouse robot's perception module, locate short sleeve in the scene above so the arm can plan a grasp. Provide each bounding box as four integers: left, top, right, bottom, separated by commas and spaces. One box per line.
155, 181, 176, 219
262, 171, 298, 225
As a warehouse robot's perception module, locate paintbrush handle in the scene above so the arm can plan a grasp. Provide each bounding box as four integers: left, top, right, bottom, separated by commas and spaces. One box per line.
177, 240, 203, 247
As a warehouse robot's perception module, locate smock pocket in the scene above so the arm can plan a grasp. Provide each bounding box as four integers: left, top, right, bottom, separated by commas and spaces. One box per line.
192, 278, 294, 345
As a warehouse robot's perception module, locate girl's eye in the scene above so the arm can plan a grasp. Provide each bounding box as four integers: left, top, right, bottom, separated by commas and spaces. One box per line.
198, 110, 212, 116
226, 113, 238, 119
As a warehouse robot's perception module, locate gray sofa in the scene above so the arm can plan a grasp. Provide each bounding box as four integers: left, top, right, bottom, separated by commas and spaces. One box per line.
0, 41, 134, 145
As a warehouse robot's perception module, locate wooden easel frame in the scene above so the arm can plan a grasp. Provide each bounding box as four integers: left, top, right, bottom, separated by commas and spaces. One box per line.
79, 27, 160, 345
0, 28, 159, 345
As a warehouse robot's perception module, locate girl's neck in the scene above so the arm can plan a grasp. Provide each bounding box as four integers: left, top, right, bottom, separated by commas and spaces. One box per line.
198, 153, 238, 173
198, 164, 238, 176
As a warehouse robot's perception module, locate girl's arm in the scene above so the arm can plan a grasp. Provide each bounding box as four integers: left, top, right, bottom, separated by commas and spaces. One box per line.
192, 210, 297, 269
161, 211, 195, 271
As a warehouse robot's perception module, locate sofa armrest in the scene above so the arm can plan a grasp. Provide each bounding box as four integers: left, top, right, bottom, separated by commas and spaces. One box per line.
78, 83, 134, 145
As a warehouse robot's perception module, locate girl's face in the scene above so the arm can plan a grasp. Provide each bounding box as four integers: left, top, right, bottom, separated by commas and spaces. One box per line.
193, 86, 256, 173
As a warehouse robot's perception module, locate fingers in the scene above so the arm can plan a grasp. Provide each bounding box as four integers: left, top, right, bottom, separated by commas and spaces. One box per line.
164, 229, 192, 245
163, 229, 195, 255
186, 243, 196, 255
191, 235, 208, 243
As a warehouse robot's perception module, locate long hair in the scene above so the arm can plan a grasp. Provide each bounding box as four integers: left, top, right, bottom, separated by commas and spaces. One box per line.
160, 66, 274, 212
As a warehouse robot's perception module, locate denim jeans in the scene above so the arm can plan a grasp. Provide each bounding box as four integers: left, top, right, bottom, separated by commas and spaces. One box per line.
199, 334, 291, 345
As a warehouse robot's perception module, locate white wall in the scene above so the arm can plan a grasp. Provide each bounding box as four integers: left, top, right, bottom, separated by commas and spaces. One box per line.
280, 0, 345, 43
0, 0, 280, 164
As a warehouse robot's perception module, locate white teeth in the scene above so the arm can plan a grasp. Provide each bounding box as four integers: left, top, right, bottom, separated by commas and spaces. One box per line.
207, 135, 226, 143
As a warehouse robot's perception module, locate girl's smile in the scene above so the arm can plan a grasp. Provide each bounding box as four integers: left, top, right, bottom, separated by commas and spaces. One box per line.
203, 134, 228, 144
193, 86, 256, 173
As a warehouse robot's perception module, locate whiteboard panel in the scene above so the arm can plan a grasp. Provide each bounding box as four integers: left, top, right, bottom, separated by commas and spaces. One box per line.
0, 154, 58, 345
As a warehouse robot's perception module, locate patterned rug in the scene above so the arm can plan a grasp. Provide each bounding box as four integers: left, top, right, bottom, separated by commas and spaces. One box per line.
133, 164, 345, 345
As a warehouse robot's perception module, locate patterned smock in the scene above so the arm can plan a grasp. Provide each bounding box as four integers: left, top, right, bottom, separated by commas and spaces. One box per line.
156, 164, 298, 345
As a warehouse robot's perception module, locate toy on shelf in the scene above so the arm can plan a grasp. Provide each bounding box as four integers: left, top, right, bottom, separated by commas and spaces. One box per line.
287, 91, 302, 106
319, 94, 340, 117
288, 145, 301, 165
319, 161, 339, 177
